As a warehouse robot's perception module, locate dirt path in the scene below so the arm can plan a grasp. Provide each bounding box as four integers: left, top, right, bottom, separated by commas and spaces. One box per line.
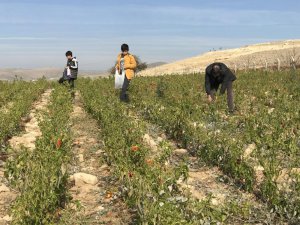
8, 89, 52, 151
0, 89, 52, 224
136, 117, 283, 224
63, 92, 132, 224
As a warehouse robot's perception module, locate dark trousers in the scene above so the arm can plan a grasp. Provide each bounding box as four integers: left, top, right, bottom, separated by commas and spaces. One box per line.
120, 75, 131, 102
211, 82, 234, 112
59, 77, 75, 89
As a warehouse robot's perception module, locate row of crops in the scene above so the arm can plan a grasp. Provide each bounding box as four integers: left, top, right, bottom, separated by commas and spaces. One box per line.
126, 70, 300, 222
0, 69, 299, 224
77, 78, 265, 224
0, 79, 49, 147
3, 84, 73, 224
76, 70, 299, 224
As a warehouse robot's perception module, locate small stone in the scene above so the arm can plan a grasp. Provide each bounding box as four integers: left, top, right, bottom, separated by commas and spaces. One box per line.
243, 143, 256, 159
78, 148, 85, 154
176, 176, 185, 185
72, 141, 80, 146
21, 116, 31, 123
69, 203, 78, 210
99, 164, 109, 171
2, 215, 12, 221
0, 160, 5, 167
268, 108, 275, 114
143, 134, 150, 142
157, 137, 163, 143
254, 165, 265, 185
254, 165, 264, 171
211, 195, 225, 206
95, 150, 105, 155
143, 134, 158, 152
68, 175, 75, 182
0, 184, 10, 193
277, 168, 300, 184
78, 154, 84, 163
174, 149, 188, 156
97, 205, 105, 211
291, 168, 300, 174
164, 160, 170, 166
73, 173, 98, 186
103, 198, 112, 203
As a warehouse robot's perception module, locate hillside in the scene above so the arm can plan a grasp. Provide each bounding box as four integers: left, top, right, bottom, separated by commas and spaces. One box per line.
0, 68, 107, 81
147, 62, 167, 69
138, 40, 300, 76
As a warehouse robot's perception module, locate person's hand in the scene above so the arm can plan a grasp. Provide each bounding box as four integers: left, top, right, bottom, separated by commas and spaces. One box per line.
207, 95, 213, 103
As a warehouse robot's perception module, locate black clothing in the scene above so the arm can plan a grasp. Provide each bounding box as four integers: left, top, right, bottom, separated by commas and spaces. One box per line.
58, 77, 75, 89
209, 81, 235, 112
120, 75, 131, 102
67, 57, 78, 79
205, 62, 236, 95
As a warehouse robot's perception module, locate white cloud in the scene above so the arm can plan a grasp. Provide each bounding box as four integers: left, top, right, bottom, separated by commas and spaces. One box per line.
0, 2, 298, 69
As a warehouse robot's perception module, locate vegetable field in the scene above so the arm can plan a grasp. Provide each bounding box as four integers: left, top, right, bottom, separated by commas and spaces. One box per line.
0, 70, 299, 225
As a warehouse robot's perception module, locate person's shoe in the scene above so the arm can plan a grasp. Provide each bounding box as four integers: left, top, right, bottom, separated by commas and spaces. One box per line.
228, 105, 239, 115
228, 109, 236, 115
120, 98, 127, 103
120, 99, 130, 104
229, 110, 240, 116
120, 95, 130, 103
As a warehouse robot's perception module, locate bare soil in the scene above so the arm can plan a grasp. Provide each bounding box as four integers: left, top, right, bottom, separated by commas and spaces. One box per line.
62, 92, 132, 225
0, 89, 52, 224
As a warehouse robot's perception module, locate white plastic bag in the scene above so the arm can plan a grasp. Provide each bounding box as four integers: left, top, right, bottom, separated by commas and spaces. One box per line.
115, 69, 125, 89
67, 67, 71, 77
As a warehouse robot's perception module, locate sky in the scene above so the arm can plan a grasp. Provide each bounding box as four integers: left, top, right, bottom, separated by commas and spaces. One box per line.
0, 0, 299, 70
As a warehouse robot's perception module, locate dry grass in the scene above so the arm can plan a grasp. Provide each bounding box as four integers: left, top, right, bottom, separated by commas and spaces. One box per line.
138, 39, 300, 76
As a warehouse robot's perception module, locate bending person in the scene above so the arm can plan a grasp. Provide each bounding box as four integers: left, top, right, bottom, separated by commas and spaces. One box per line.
205, 62, 236, 113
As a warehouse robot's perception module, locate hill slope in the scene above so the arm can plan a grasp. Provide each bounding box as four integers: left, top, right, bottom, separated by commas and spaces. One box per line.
138, 40, 300, 76
0, 68, 107, 81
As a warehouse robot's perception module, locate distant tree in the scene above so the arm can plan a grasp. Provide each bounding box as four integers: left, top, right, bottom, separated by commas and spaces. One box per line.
109, 55, 147, 75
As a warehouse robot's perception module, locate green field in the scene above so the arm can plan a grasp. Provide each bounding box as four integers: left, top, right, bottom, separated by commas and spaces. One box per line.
0, 70, 299, 224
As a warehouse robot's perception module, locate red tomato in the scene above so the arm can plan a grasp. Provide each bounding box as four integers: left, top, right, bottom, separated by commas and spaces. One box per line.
131, 145, 139, 152
56, 139, 62, 149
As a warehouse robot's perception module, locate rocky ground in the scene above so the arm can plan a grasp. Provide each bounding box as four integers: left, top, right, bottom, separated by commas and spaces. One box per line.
0, 89, 52, 224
